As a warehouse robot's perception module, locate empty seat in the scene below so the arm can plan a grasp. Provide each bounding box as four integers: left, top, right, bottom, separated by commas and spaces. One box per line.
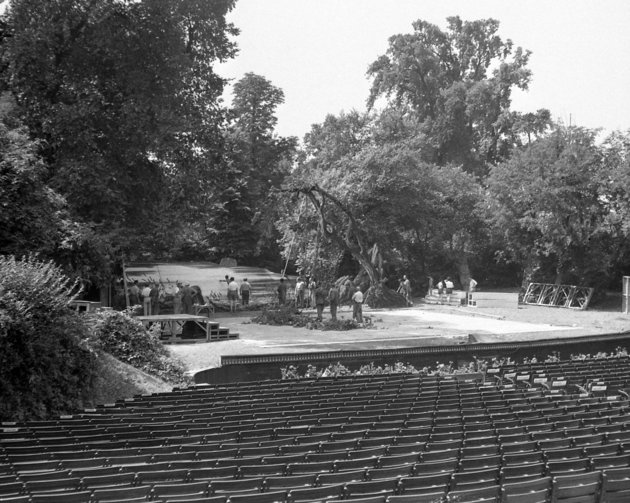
343, 477, 399, 498
286, 483, 344, 502
152, 481, 210, 500
91, 485, 152, 503
501, 475, 552, 503
551, 471, 602, 503
397, 472, 451, 495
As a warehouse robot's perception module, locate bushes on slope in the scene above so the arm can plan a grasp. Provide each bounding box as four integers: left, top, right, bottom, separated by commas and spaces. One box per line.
0, 255, 97, 421
87, 309, 189, 385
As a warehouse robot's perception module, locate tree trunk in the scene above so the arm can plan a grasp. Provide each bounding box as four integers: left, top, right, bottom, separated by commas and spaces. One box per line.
295, 184, 406, 308
455, 254, 471, 291
521, 255, 539, 291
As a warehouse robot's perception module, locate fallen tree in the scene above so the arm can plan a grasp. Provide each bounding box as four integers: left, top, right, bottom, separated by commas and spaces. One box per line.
289, 184, 407, 308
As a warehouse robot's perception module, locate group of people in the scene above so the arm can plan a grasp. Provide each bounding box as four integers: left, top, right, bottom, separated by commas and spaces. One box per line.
128, 280, 162, 316
277, 276, 365, 323
127, 279, 201, 316
435, 277, 456, 304
171, 282, 199, 315
222, 276, 252, 312
435, 277, 478, 304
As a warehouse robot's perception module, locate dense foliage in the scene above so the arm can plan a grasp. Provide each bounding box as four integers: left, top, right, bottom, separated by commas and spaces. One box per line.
280, 16, 630, 296
0, 0, 237, 236
0, 255, 97, 421
88, 309, 189, 385
251, 305, 367, 330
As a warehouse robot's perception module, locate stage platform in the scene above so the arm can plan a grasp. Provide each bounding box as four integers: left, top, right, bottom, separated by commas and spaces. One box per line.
137, 314, 238, 343
167, 302, 630, 384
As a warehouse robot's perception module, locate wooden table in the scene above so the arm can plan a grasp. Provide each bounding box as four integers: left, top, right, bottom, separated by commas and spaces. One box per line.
136, 314, 214, 342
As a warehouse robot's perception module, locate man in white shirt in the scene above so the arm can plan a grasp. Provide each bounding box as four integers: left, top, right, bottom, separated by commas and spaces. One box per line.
141, 284, 152, 315
351, 286, 364, 323
295, 277, 305, 307
227, 277, 239, 312
444, 278, 455, 304
402, 275, 412, 306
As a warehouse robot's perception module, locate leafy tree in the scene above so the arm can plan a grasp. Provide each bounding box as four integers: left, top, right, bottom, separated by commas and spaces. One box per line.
280, 102, 488, 295
217, 73, 297, 262
0, 0, 238, 248
0, 97, 65, 257
600, 130, 630, 286
367, 16, 534, 175
281, 110, 486, 303
302, 110, 373, 166
0, 93, 117, 287
485, 126, 612, 288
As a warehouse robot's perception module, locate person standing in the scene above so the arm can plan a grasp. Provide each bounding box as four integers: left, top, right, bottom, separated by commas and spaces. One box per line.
129, 280, 140, 306
141, 283, 152, 315
240, 278, 252, 307
445, 277, 455, 304
328, 283, 340, 321
149, 282, 160, 316
467, 277, 478, 306
277, 278, 288, 305
352, 286, 364, 323
295, 277, 306, 308
307, 278, 316, 308
339, 279, 347, 308
172, 282, 182, 314
227, 277, 239, 312
402, 275, 412, 306
181, 282, 193, 314
343, 278, 353, 307
314, 282, 326, 321
437, 279, 444, 304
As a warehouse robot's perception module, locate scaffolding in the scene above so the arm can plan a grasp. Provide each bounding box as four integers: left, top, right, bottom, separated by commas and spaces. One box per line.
523, 282, 594, 310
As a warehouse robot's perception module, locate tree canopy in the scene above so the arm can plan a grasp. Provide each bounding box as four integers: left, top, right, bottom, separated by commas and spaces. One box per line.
0, 0, 238, 246
1, 7, 630, 300
367, 16, 533, 174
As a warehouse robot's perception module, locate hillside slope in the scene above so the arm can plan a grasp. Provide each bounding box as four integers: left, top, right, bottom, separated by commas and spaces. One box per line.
87, 352, 173, 406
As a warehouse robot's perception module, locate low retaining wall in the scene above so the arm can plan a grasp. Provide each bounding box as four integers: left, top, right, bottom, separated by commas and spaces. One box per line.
468, 291, 519, 309
193, 331, 630, 384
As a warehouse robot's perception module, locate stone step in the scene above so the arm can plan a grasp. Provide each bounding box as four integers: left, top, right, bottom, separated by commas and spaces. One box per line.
424, 294, 465, 307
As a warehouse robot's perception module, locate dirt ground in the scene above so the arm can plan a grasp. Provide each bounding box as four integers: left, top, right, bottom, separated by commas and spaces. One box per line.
168, 298, 630, 375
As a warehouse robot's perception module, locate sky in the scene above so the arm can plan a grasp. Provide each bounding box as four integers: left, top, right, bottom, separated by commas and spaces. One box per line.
217, 0, 630, 141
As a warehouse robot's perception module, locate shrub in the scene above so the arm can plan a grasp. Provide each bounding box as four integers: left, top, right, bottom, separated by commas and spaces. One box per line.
87, 309, 189, 385
251, 305, 312, 327
251, 305, 370, 330
0, 254, 97, 421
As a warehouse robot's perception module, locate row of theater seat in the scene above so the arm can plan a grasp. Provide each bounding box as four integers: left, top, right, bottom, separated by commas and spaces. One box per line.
2, 461, 630, 501
4, 357, 630, 502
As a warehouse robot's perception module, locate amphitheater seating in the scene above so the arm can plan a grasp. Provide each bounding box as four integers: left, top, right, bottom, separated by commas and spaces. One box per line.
5, 357, 630, 502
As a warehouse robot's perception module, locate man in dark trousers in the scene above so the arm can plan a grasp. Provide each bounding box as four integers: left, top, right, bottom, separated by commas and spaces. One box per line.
314, 282, 327, 321
181, 282, 194, 314
240, 278, 252, 307
328, 283, 340, 321
277, 277, 288, 305
149, 282, 160, 315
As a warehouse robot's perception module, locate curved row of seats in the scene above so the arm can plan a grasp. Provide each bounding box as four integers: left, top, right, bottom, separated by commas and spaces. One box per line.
3, 356, 630, 502
0, 468, 628, 502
